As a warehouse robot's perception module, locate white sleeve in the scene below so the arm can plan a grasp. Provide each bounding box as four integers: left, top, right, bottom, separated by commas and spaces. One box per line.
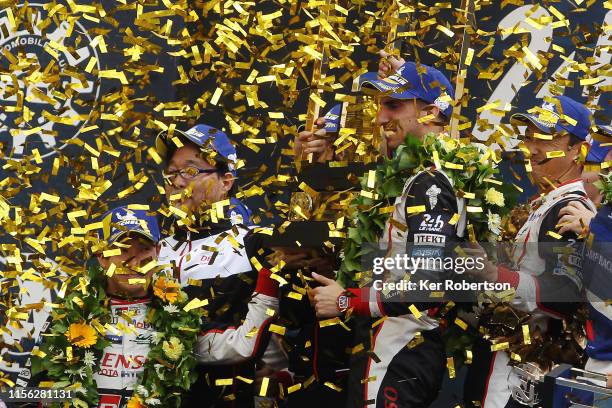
195, 293, 278, 365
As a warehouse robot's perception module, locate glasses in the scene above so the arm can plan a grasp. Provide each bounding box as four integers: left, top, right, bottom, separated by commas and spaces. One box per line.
162, 166, 218, 183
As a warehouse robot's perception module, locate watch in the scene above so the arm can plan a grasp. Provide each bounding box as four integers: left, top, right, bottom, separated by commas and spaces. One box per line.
336, 292, 350, 313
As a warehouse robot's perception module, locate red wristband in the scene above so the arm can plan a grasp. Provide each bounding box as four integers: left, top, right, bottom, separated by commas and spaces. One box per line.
345, 288, 371, 316
496, 266, 520, 288
255, 268, 279, 297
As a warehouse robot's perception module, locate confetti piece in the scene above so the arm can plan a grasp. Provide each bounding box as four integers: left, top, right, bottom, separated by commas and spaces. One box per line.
183, 298, 209, 312
447, 357, 455, 378
259, 377, 269, 396
546, 151, 565, 159
465, 350, 473, 365
409, 304, 422, 319
491, 342, 509, 352
522, 324, 531, 345
454, 318, 468, 331
269, 324, 286, 335
406, 205, 426, 214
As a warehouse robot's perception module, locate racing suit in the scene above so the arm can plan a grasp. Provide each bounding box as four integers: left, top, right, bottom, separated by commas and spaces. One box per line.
343, 169, 466, 408
464, 179, 595, 408
158, 221, 282, 407
94, 271, 279, 408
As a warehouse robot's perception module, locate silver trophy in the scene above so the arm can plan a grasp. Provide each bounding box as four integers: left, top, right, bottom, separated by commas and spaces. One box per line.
511, 363, 612, 407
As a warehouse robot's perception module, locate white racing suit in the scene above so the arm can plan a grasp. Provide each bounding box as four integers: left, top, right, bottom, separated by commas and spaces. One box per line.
344, 169, 467, 408
94, 266, 279, 408
465, 180, 596, 408
158, 222, 283, 407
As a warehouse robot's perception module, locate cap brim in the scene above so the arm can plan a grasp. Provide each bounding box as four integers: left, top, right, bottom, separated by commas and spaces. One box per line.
358, 72, 421, 100
510, 113, 555, 136
109, 228, 156, 245
154, 129, 202, 160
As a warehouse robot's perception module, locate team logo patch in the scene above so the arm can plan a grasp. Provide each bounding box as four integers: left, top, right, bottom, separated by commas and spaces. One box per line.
414, 233, 446, 245
434, 95, 450, 112
426, 184, 442, 209
418, 214, 446, 232
0, 4, 100, 160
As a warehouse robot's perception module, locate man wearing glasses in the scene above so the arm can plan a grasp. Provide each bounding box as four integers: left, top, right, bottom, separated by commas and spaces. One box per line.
155, 124, 286, 407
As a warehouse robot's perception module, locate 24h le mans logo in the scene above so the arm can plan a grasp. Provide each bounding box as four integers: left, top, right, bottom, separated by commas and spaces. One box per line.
0, 4, 100, 160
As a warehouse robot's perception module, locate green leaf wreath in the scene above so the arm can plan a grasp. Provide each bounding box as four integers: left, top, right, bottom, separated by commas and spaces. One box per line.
594, 171, 612, 205
337, 133, 511, 287
32, 266, 202, 408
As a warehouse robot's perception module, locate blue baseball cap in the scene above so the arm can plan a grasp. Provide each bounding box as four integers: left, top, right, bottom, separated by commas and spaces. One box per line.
297, 104, 342, 134
511, 96, 592, 141
323, 104, 342, 133
99, 206, 161, 244
155, 124, 238, 175
586, 125, 612, 163
357, 61, 455, 118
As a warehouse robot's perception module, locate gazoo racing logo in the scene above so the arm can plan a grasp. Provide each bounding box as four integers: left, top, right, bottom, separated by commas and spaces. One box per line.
0, 4, 100, 160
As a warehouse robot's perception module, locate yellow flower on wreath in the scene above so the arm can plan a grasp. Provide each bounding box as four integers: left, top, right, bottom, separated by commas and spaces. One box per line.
65, 323, 97, 348
153, 276, 179, 304
485, 187, 505, 207
126, 395, 146, 408
162, 336, 184, 361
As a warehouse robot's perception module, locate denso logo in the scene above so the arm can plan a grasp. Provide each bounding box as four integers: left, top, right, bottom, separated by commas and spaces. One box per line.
97, 352, 147, 378
100, 352, 146, 370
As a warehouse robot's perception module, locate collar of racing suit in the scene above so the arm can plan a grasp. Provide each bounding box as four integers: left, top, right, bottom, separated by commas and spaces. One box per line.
171, 218, 234, 242
529, 178, 586, 208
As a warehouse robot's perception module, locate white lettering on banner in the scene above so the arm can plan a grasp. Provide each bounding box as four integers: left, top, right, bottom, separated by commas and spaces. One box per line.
371, 279, 511, 292
0, 4, 100, 159
472, 5, 552, 142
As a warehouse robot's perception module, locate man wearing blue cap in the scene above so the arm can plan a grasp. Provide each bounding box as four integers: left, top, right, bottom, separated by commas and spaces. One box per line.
155, 124, 252, 226
30, 205, 281, 408
463, 96, 597, 408
311, 60, 460, 407
155, 125, 286, 407
91, 207, 160, 407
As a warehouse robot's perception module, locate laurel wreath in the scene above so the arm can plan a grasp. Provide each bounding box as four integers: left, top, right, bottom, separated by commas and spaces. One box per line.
337, 133, 512, 287
32, 266, 202, 408
594, 171, 612, 205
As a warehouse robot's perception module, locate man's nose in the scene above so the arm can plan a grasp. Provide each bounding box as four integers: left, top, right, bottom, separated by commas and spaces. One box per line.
169, 174, 188, 189
375, 109, 389, 126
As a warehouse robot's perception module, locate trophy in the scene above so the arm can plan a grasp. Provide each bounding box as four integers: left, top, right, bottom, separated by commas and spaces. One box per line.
509, 363, 612, 407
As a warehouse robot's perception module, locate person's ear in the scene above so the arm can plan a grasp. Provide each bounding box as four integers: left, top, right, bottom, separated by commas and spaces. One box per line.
219, 172, 235, 194
573, 140, 589, 162
419, 104, 441, 122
